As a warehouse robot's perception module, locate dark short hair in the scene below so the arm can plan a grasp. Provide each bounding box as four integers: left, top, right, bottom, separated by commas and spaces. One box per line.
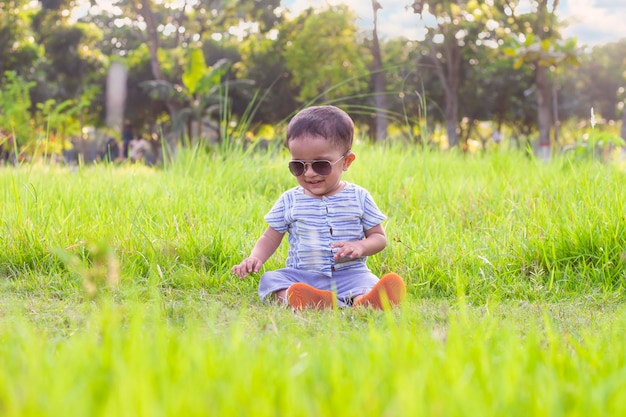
285, 106, 354, 149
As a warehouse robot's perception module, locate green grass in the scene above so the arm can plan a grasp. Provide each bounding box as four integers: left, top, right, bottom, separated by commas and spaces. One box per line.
1, 145, 626, 416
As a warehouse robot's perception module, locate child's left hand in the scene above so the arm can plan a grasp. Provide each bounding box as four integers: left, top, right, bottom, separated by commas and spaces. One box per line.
231, 256, 263, 278
331, 241, 364, 261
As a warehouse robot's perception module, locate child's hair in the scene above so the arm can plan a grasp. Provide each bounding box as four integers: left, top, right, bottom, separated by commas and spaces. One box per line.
285, 106, 354, 149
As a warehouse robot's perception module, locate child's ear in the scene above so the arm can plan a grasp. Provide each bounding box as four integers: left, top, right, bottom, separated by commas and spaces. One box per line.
343, 152, 356, 170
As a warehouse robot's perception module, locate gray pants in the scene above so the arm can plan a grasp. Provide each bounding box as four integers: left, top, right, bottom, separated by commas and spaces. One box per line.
258, 267, 380, 307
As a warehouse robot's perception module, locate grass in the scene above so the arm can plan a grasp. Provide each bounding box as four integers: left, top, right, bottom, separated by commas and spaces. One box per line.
1, 145, 626, 416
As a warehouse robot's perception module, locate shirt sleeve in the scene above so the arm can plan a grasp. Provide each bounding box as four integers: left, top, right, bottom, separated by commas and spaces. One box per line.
264, 191, 290, 233
360, 188, 387, 230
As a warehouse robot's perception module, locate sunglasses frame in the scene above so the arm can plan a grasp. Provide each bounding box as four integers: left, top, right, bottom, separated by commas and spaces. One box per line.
288, 150, 350, 177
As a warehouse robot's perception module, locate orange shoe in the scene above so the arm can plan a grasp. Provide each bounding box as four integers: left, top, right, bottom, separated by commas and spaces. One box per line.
287, 283, 335, 310
353, 273, 406, 310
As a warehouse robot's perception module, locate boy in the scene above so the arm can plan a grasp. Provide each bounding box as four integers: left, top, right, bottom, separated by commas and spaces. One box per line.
231, 106, 406, 310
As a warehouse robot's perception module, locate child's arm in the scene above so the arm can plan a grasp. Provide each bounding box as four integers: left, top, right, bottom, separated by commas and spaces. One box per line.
331, 224, 387, 261
232, 226, 284, 278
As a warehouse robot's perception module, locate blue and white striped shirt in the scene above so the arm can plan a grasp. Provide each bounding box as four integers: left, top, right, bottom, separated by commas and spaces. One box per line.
264, 182, 386, 277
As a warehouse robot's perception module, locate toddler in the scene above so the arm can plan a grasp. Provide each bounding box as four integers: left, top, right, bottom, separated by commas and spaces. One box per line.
232, 106, 405, 310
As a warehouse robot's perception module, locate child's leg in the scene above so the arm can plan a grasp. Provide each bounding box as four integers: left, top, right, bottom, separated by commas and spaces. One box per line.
266, 289, 288, 304
258, 268, 338, 308
353, 273, 406, 310
266, 283, 335, 310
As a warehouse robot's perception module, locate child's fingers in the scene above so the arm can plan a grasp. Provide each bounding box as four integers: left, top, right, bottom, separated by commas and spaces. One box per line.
232, 262, 251, 278
232, 258, 262, 278
246, 259, 255, 271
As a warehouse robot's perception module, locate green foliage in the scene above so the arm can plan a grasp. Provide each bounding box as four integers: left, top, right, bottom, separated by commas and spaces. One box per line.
34, 20, 107, 106
503, 33, 581, 69
25, 98, 80, 157
0, 70, 90, 158
141, 47, 254, 142
574, 41, 626, 120
1, 0, 625, 155
564, 131, 626, 161
0, 0, 40, 76
181, 48, 207, 95
0, 71, 35, 145
283, 5, 370, 103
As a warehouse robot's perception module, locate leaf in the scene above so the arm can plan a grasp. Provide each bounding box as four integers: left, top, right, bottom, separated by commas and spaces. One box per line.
196, 58, 231, 95
502, 47, 517, 57
182, 48, 208, 95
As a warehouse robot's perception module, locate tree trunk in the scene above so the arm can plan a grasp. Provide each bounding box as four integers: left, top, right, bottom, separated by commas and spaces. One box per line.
433, 37, 461, 148
552, 82, 560, 146
621, 102, 626, 141
535, 64, 552, 159
131, 0, 179, 158
371, 0, 387, 142
134, 1, 163, 80
444, 88, 459, 148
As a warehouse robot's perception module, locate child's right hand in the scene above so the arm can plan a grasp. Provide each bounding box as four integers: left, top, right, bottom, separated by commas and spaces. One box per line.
231, 257, 263, 278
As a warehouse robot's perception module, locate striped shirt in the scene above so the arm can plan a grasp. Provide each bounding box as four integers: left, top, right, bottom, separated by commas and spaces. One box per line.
264, 182, 386, 277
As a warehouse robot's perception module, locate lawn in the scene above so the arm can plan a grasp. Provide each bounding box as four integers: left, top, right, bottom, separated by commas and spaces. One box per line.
1, 145, 625, 416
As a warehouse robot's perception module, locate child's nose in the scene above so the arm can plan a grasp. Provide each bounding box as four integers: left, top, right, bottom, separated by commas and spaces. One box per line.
303, 163, 315, 175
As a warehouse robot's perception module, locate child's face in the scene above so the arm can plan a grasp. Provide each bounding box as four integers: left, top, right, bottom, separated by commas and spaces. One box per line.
287, 135, 354, 197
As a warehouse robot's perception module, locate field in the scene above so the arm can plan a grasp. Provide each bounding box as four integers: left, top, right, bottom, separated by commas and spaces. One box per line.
1, 145, 626, 416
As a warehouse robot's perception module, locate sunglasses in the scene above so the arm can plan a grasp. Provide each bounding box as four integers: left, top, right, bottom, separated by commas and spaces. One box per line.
288, 150, 350, 177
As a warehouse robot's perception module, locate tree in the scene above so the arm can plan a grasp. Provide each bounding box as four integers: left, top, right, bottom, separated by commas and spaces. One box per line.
502, 0, 579, 158
410, 0, 502, 148
24, 0, 109, 134
98, 0, 282, 137
283, 5, 370, 104
128, 0, 177, 120
0, 72, 35, 146
573, 40, 626, 121
0, 0, 39, 78
141, 48, 254, 143
235, 22, 300, 125
377, 37, 430, 145
2, 0, 623, 159
34, 23, 106, 110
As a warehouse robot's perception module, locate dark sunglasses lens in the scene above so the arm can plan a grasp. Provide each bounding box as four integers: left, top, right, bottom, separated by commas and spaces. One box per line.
288, 161, 305, 176
312, 161, 332, 175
